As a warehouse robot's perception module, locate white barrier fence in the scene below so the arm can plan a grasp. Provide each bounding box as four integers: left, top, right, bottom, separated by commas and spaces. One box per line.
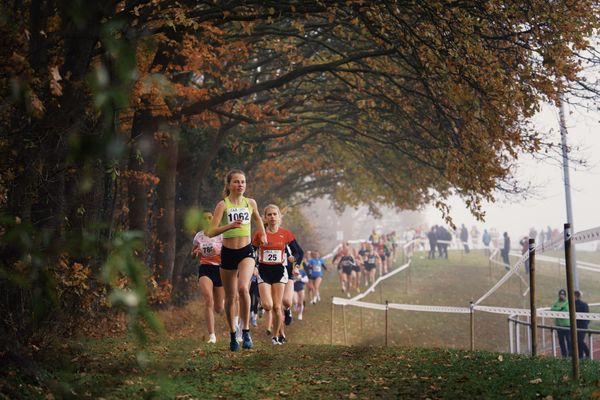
329, 228, 600, 359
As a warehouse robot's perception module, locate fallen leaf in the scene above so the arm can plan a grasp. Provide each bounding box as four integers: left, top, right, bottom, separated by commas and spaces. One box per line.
529, 378, 542, 384
497, 355, 503, 362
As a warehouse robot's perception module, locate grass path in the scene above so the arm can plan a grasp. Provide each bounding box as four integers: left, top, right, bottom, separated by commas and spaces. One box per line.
3, 249, 600, 399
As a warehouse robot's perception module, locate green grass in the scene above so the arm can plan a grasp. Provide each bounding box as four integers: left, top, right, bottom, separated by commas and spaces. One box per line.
4, 338, 600, 399
3, 249, 600, 399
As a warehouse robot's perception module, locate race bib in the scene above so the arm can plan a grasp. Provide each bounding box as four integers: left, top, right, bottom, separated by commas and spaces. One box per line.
341, 259, 353, 267
261, 249, 283, 264
227, 207, 251, 224
201, 243, 214, 256
313, 264, 322, 272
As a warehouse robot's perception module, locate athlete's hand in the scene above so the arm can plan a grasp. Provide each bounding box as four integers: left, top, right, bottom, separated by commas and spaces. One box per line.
288, 255, 295, 264
229, 219, 243, 230
259, 232, 268, 246
292, 266, 299, 276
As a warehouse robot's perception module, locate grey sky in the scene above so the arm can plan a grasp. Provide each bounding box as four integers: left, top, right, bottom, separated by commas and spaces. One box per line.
425, 101, 600, 245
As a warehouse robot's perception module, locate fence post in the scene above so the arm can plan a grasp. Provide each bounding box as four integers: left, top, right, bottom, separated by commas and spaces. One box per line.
342, 304, 347, 346
384, 300, 389, 347
564, 223, 579, 380
360, 307, 363, 332
529, 238, 537, 357
330, 298, 334, 345
470, 301, 475, 351
508, 318, 514, 353
516, 319, 521, 354
542, 316, 546, 353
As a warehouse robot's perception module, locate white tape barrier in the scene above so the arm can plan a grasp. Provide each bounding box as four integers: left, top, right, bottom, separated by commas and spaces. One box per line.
475, 226, 600, 307
573, 226, 600, 244
332, 299, 600, 321
532, 254, 600, 273
474, 305, 600, 321
534, 234, 565, 254
348, 238, 419, 302
332, 298, 388, 310
349, 261, 411, 302
389, 303, 471, 314
521, 225, 600, 254
475, 252, 528, 305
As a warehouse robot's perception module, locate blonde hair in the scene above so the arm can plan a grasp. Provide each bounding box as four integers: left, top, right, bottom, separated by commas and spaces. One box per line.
222, 169, 245, 198
263, 204, 282, 218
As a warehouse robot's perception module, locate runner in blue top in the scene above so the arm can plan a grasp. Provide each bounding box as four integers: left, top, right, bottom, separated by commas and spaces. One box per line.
292, 263, 309, 320
308, 251, 326, 304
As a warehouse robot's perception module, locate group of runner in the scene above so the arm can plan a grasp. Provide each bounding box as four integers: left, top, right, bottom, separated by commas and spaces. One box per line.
333, 230, 397, 297
191, 169, 325, 351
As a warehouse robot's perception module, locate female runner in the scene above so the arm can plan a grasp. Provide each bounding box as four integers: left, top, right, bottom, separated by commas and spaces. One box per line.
338, 251, 357, 298
362, 242, 380, 286
308, 251, 325, 303
207, 169, 267, 351
293, 261, 309, 320
192, 210, 224, 343
253, 204, 303, 345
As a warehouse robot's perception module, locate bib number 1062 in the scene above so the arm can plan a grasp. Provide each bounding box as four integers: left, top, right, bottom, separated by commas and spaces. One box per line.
227, 208, 250, 224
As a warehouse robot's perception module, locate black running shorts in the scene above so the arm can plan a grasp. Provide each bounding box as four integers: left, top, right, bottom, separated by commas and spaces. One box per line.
199, 264, 222, 287
220, 244, 255, 270
257, 264, 289, 285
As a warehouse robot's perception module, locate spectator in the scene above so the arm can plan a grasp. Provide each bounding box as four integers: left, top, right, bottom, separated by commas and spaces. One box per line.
427, 226, 437, 259
482, 229, 491, 257
470, 225, 479, 249
436, 226, 450, 259
501, 232, 511, 270
519, 236, 529, 274
575, 290, 590, 359
551, 288, 571, 358
460, 224, 470, 253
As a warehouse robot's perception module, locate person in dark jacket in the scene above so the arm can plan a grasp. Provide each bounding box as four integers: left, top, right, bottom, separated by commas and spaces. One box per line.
575, 290, 590, 359
501, 232, 511, 270
436, 226, 450, 259
460, 224, 470, 253
427, 226, 437, 259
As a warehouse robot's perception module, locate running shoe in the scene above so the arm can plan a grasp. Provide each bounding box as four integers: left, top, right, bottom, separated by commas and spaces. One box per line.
298, 313, 303, 321
278, 335, 287, 344
250, 312, 258, 327
229, 333, 239, 352
266, 328, 272, 336
284, 308, 293, 326
207, 333, 217, 344
272, 336, 282, 345
242, 330, 253, 349
316, 294, 321, 302
235, 325, 243, 343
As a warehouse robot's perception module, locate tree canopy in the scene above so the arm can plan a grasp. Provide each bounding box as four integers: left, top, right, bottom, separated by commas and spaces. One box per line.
1, 0, 599, 346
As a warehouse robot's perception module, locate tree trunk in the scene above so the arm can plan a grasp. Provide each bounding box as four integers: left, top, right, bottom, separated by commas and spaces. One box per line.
154, 130, 179, 284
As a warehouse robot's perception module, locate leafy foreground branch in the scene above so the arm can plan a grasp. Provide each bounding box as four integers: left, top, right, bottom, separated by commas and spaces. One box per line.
2, 339, 599, 399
